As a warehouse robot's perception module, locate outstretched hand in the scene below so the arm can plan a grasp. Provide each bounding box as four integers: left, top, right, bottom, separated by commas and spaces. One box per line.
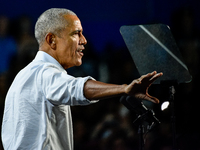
125, 71, 163, 103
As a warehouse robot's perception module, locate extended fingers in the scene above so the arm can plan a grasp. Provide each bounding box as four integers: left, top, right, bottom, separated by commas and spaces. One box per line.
149, 72, 163, 83
140, 71, 157, 81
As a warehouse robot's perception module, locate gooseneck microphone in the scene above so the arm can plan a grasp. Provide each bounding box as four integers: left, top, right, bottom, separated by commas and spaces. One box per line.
120, 96, 160, 130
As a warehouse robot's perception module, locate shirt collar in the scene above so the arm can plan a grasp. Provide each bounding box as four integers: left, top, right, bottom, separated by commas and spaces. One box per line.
34, 51, 64, 70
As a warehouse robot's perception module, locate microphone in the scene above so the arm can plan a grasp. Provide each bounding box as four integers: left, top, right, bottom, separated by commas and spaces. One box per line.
120, 95, 144, 114
120, 96, 160, 130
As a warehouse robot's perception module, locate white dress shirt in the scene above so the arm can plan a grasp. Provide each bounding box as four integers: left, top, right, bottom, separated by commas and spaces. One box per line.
1, 51, 97, 150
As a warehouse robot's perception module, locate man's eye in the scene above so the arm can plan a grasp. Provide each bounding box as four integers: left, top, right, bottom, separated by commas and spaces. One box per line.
73, 32, 79, 36
71, 30, 82, 37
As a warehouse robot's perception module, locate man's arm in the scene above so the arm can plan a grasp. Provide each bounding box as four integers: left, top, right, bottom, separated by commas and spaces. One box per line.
84, 71, 163, 103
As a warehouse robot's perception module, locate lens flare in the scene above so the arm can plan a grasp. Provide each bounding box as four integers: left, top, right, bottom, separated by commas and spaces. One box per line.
161, 101, 170, 111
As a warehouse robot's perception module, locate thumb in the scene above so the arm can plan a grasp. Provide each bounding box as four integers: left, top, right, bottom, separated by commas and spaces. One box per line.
146, 94, 160, 104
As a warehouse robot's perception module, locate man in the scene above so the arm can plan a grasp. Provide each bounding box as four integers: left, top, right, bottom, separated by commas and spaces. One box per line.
1, 8, 163, 150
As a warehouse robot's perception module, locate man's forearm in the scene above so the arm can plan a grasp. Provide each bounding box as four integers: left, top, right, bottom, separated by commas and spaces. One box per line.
84, 79, 127, 100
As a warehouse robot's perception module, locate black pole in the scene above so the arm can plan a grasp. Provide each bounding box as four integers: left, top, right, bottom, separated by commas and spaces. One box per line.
138, 124, 144, 150
169, 85, 177, 150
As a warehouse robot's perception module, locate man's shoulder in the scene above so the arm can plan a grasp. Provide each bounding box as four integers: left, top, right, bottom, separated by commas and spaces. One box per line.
22, 59, 63, 74
10, 60, 66, 91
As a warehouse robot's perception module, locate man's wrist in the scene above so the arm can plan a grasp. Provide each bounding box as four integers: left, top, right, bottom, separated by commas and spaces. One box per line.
121, 84, 128, 95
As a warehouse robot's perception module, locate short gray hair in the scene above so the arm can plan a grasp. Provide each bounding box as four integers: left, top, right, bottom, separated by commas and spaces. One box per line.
34, 8, 76, 46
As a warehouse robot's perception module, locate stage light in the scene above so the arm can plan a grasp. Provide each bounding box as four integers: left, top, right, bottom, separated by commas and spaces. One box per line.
161, 101, 170, 111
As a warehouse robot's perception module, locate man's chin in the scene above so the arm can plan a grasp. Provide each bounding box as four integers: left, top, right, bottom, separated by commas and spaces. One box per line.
75, 60, 82, 66
64, 60, 82, 69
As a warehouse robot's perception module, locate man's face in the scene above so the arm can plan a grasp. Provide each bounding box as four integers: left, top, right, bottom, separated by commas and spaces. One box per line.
55, 15, 87, 69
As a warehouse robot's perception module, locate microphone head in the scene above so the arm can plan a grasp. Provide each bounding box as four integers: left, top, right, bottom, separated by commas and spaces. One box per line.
126, 96, 143, 108
120, 96, 146, 114
120, 96, 135, 111
126, 96, 148, 114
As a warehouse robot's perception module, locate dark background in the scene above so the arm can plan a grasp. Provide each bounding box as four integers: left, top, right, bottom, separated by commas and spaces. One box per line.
0, 0, 200, 149
1, 0, 200, 53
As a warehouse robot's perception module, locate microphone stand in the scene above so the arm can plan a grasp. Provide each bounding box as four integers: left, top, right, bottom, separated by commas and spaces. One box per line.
133, 110, 159, 150
133, 114, 145, 150
138, 124, 144, 150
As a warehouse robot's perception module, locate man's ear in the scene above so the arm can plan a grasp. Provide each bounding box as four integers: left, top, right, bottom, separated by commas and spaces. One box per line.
45, 33, 56, 50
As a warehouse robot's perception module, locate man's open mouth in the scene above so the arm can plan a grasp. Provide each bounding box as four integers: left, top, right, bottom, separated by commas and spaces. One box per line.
76, 49, 84, 56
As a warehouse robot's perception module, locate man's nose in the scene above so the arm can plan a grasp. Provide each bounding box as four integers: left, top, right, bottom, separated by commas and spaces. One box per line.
79, 34, 87, 45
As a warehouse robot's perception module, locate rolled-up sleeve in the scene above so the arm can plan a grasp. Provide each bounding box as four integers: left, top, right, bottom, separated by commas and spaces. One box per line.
41, 65, 98, 106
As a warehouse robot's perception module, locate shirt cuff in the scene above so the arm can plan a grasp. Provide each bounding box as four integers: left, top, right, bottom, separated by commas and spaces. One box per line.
73, 76, 99, 106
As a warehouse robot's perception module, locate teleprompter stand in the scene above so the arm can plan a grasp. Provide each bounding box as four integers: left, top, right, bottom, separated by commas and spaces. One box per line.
120, 24, 192, 150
